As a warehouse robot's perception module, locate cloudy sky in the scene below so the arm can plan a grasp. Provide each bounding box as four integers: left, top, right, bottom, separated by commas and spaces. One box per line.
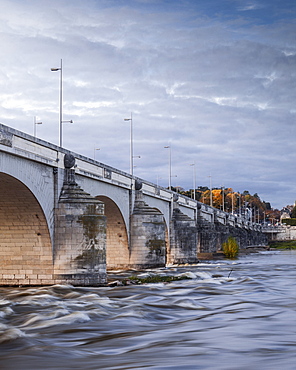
0, 0, 295, 209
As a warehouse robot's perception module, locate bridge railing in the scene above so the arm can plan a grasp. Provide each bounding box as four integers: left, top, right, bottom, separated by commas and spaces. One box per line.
1, 123, 263, 231
261, 224, 287, 233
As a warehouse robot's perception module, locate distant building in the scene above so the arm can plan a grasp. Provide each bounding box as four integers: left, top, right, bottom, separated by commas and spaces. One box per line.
280, 206, 292, 221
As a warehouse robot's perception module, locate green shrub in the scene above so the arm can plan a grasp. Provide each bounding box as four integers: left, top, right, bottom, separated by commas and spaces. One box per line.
222, 236, 239, 258
281, 218, 296, 226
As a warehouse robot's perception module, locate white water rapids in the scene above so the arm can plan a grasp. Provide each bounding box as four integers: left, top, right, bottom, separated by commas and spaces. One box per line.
0, 250, 295, 369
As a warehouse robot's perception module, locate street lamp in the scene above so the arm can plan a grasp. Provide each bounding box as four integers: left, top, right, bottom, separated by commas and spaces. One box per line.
190, 162, 196, 200
164, 145, 171, 190
222, 186, 225, 212
231, 191, 234, 214
94, 147, 100, 160
51, 59, 73, 147
51, 59, 62, 146
124, 112, 133, 178
132, 155, 141, 175
33, 116, 42, 137
208, 175, 213, 207
156, 175, 162, 186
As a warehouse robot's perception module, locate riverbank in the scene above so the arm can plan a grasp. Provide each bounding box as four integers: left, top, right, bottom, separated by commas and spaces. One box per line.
268, 240, 296, 249
199, 240, 296, 259
198, 245, 269, 260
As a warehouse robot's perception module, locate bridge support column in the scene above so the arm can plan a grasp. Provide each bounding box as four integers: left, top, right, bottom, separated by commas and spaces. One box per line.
54, 155, 107, 286
129, 183, 166, 268
168, 197, 199, 265
196, 205, 219, 257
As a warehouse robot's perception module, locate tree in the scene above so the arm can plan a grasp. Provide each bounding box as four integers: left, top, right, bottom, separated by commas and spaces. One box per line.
179, 185, 279, 223
291, 206, 296, 218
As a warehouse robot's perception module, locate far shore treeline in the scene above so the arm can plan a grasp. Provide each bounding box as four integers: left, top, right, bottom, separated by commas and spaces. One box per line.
172, 186, 293, 224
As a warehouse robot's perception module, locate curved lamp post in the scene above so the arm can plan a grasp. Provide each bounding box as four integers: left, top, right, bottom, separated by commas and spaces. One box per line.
208, 175, 213, 207
51, 59, 73, 147
94, 147, 100, 160
124, 113, 133, 178
164, 145, 172, 190
34, 116, 42, 137
51, 59, 63, 146
190, 162, 196, 200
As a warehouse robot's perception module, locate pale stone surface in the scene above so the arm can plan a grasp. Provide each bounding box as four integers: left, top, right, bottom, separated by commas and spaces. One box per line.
54, 181, 107, 286
129, 191, 166, 268
0, 172, 54, 285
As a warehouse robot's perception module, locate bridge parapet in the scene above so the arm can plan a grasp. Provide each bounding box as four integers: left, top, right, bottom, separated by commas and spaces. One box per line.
227, 214, 236, 226
0, 124, 60, 167
141, 182, 171, 201
198, 203, 214, 223
1, 123, 137, 193
262, 225, 286, 233
214, 209, 227, 225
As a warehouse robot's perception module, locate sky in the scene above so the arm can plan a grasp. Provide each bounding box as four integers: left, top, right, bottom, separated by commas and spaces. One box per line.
0, 0, 295, 209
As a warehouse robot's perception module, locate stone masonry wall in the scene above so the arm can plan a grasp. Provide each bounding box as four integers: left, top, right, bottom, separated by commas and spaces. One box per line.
129, 191, 166, 268
168, 207, 199, 265
0, 173, 54, 286
197, 216, 268, 256
96, 196, 129, 270
54, 182, 107, 286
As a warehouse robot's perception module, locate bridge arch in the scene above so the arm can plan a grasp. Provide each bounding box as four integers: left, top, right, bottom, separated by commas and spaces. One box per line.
0, 151, 56, 242
96, 195, 129, 269
0, 173, 53, 285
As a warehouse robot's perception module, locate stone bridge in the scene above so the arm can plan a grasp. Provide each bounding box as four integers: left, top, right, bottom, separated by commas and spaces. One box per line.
262, 224, 296, 241
0, 123, 266, 286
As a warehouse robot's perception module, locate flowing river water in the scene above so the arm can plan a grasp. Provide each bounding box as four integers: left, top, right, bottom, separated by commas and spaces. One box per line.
0, 250, 295, 370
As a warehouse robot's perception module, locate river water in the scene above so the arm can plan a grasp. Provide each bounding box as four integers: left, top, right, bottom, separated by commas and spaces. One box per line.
0, 250, 295, 370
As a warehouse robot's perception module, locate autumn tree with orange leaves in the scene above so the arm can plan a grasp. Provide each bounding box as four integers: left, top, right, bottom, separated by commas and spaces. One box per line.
181, 187, 280, 223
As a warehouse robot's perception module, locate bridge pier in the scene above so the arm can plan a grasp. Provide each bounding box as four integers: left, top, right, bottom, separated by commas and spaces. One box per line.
54, 157, 107, 286
129, 186, 166, 268
168, 198, 198, 265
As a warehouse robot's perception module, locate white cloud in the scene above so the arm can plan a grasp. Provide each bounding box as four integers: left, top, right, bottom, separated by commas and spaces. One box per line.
0, 0, 295, 208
